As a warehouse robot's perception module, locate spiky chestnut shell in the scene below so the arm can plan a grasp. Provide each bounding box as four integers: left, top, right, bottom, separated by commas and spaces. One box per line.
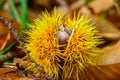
24, 10, 102, 80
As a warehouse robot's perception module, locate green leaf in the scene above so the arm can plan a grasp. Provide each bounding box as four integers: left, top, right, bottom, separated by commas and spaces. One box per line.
100, 12, 107, 19
8, 0, 21, 23
0, 43, 15, 56
84, 0, 92, 4
0, 0, 5, 9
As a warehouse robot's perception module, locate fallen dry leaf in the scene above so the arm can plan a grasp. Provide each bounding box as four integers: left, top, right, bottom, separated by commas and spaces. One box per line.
69, 0, 85, 12
88, 0, 114, 14
0, 68, 33, 80
80, 5, 92, 16
99, 33, 120, 40
80, 63, 120, 80
0, 18, 15, 51
92, 16, 120, 34
97, 40, 120, 65
33, 0, 51, 9
107, 14, 120, 29
56, 0, 69, 14
0, 22, 13, 51
0, 15, 20, 51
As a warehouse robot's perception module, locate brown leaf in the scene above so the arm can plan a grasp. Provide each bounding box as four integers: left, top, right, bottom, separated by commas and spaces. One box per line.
81, 63, 120, 80
0, 15, 20, 51
67, 63, 120, 80
97, 40, 120, 65
99, 33, 120, 40
80, 6, 92, 16
107, 14, 120, 29
0, 20, 15, 51
0, 68, 33, 80
92, 16, 120, 34
69, 0, 85, 12
33, 0, 51, 9
88, 0, 114, 14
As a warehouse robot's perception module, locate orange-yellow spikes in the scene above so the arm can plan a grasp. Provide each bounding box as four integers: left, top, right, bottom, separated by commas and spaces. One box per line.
24, 9, 102, 80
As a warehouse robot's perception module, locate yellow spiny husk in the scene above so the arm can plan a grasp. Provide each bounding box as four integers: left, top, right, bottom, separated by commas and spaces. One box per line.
62, 14, 102, 80
24, 9, 102, 80
24, 10, 64, 79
